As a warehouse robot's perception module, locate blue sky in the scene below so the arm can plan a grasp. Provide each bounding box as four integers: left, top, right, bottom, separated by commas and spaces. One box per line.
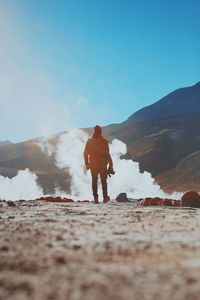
0, 0, 200, 142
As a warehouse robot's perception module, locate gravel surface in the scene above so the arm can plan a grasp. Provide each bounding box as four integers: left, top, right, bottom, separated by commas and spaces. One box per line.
0, 200, 200, 300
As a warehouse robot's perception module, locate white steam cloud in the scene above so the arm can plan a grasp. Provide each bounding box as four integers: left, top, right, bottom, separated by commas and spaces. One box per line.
0, 129, 182, 201
0, 169, 43, 201
39, 129, 182, 200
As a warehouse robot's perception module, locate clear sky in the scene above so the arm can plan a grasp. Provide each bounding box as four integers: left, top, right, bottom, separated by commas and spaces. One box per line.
0, 0, 200, 142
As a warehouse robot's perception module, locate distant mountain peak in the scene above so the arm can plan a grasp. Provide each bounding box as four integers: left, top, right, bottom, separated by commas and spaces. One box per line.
193, 81, 200, 87
128, 81, 200, 122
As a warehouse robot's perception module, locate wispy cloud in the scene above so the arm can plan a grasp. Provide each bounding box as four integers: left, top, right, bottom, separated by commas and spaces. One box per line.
76, 96, 88, 108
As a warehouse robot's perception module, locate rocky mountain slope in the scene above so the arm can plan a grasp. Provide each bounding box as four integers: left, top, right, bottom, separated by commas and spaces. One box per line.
0, 140, 12, 147
0, 137, 70, 194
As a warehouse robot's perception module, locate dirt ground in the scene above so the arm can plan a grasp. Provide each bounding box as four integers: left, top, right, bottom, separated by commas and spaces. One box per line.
0, 200, 200, 300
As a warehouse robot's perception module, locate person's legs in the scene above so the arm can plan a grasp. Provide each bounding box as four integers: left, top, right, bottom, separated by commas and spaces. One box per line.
100, 171, 109, 202
91, 169, 98, 203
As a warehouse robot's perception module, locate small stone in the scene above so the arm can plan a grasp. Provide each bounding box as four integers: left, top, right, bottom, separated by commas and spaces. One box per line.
56, 235, 64, 241
54, 256, 66, 264
7, 201, 16, 207
116, 193, 128, 202
72, 244, 81, 250
0, 245, 9, 251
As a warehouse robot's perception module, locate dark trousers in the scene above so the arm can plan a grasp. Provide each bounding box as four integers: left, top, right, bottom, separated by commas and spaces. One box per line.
90, 168, 108, 200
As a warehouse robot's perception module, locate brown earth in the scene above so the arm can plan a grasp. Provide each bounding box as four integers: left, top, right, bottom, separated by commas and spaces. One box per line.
0, 200, 200, 300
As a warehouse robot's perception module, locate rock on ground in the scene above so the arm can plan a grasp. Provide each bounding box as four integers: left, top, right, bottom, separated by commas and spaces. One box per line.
0, 200, 200, 300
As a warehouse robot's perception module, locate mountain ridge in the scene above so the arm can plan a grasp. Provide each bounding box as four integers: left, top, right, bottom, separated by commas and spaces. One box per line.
0, 140, 12, 147
127, 81, 200, 122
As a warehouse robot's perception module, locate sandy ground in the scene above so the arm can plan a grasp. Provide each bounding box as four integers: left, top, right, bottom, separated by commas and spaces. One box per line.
0, 200, 200, 300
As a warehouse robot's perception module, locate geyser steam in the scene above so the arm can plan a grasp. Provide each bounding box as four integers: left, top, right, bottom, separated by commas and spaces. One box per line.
48, 129, 181, 200
0, 169, 43, 200
0, 129, 182, 201
0, 129, 181, 200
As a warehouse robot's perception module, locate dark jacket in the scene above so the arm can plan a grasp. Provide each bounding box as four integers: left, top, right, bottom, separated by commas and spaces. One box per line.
84, 135, 113, 171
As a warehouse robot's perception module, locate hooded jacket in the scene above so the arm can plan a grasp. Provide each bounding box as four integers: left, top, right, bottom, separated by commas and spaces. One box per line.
84, 134, 113, 171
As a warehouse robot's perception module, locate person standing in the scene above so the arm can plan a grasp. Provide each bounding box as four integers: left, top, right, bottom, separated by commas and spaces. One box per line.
84, 125, 114, 204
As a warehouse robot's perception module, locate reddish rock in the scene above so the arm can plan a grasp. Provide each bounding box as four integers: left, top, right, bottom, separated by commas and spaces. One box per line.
141, 197, 164, 206
152, 197, 164, 206
36, 197, 92, 203
138, 197, 180, 207
77, 200, 90, 203
37, 197, 74, 203
63, 198, 74, 202
142, 197, 151, 206
55, 197, 62, 202
181, 191, 200, 208
165, 199, 180, 206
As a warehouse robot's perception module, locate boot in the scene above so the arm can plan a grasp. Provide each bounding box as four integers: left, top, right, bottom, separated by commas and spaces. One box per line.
94, 197, 99, 204
103, 196, 110, 203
